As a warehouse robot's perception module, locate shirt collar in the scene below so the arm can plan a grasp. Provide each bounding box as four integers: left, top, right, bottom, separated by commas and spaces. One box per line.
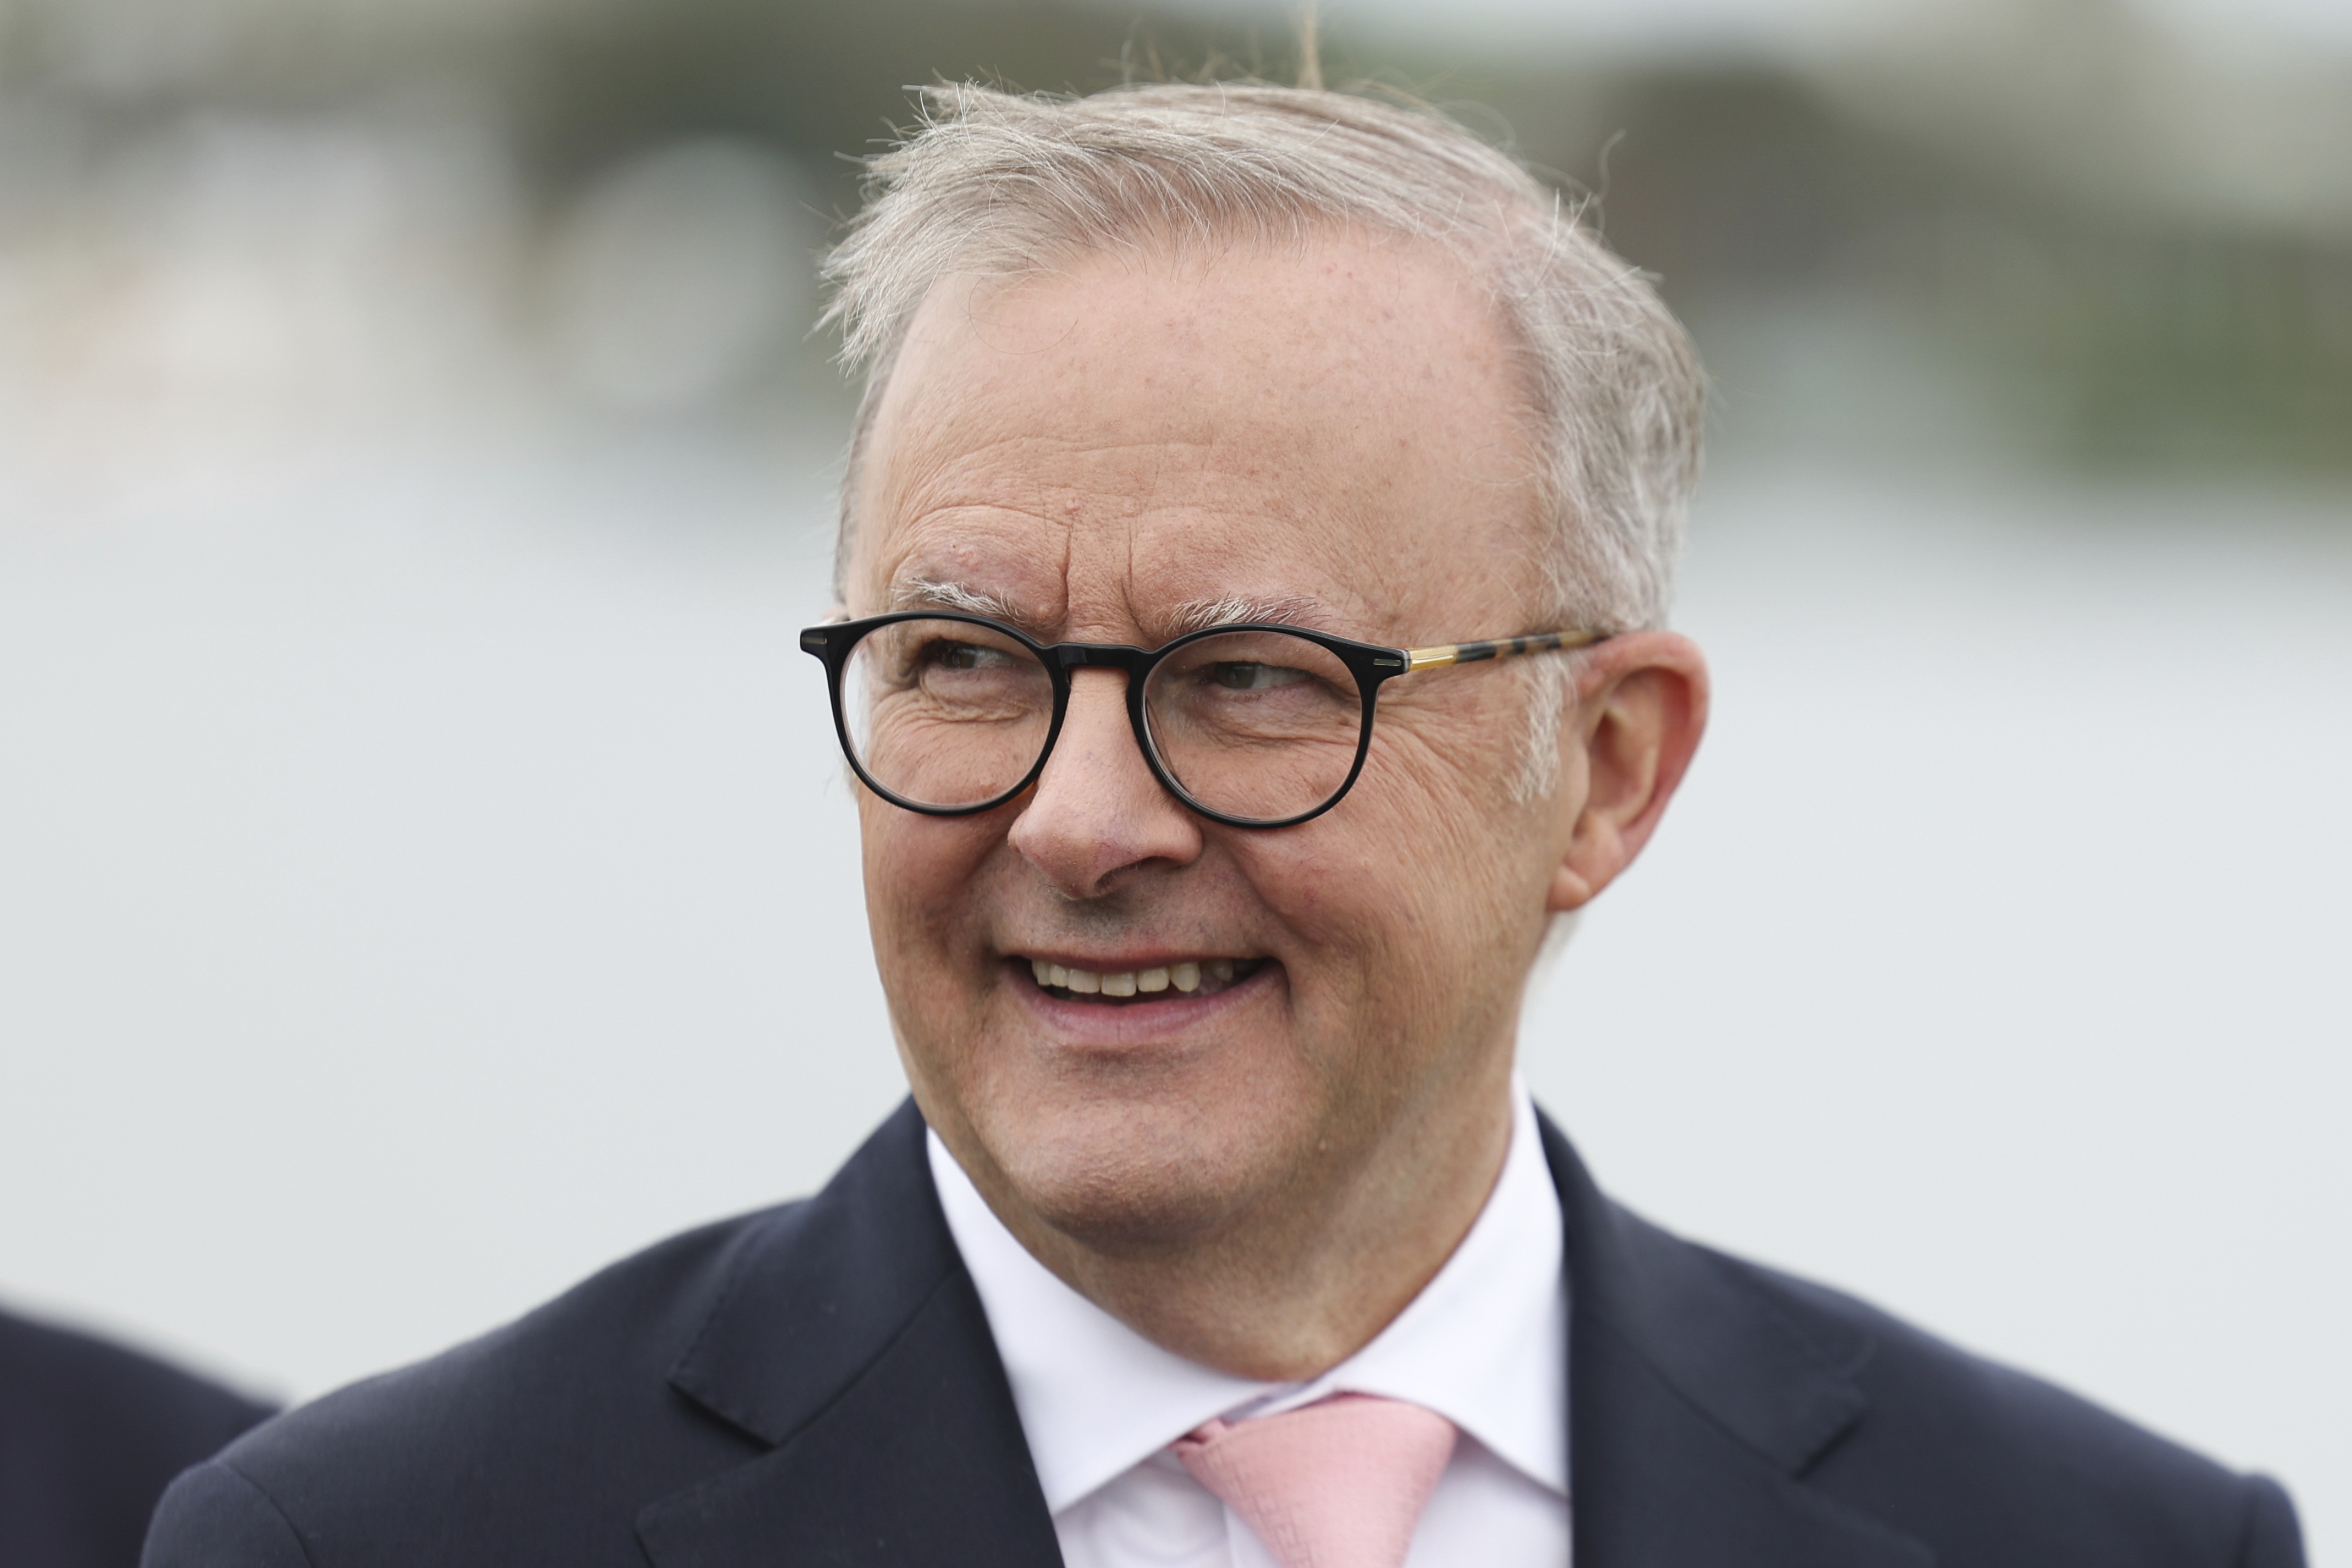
928, 1081, 1568, 1513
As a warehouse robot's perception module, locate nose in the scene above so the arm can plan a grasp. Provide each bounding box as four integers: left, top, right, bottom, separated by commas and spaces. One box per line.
1008, 667, 1203, 899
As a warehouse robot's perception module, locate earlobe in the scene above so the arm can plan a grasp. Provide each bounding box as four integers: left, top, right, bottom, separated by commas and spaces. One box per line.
1547, 856, 1598, 914
1545, 633, 1709, 914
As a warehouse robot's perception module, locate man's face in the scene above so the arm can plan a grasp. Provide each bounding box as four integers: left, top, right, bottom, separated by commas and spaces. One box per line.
845, 230, 1572, 1262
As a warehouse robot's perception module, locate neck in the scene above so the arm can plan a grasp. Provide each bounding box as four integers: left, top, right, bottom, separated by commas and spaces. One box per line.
968, 1068, 1516, 1382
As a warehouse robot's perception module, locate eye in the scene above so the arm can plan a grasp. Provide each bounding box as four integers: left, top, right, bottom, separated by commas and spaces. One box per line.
1208, 661, 1312, 691
922, 639, 1015, 671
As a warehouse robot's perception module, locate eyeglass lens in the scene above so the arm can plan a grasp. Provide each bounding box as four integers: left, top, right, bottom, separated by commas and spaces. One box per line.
839, 619, 1365, 823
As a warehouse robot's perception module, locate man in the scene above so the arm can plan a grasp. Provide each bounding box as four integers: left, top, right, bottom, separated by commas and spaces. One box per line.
1, 1304, 273, 1568
147, 82, 2303, 1567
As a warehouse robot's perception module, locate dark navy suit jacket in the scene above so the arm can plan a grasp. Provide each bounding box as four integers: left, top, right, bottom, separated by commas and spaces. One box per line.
1, 1306, 274, 1568
144, 1102, 2304, 1566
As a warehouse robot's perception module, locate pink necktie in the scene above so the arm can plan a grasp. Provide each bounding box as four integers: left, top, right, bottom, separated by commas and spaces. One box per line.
1174, 1393, 1458, 1568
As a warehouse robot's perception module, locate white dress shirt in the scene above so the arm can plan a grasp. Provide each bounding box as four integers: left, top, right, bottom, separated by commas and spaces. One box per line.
928, 1081, 1570, 1568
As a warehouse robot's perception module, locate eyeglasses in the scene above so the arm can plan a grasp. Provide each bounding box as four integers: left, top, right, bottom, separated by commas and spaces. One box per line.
801, 612, 1608, 828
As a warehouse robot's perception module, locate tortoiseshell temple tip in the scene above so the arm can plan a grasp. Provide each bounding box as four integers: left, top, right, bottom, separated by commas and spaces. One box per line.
1402, 629, 1604, 673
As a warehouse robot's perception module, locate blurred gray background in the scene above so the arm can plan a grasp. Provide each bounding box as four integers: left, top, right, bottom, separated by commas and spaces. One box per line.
1, 0, 2345, 1551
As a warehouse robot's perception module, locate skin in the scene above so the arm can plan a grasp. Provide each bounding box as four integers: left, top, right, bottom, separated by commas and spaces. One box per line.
844, 228, 1708, 1380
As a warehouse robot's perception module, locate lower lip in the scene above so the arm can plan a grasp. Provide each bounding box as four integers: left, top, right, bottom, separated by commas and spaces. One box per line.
1003, 958, 1278, 1044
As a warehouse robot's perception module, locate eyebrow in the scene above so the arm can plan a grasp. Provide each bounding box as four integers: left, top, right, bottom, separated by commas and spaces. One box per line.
888, 580, 1337, 644
1163, 596, 1328, 637
889, 577, 1035, 625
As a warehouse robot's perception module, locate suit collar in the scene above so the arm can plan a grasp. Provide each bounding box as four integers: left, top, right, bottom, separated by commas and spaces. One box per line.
638, 1100, 1061, 1567
1541, 1114, 1931, 1567
638, 1098, 1927, 1568
936, 1082, 1570, 1510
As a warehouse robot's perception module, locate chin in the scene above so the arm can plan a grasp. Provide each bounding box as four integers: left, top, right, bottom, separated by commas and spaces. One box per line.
975, 1079, 1295, 1255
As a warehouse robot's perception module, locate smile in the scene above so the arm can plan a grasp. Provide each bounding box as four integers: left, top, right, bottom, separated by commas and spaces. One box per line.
1023, 956, 1268, 1003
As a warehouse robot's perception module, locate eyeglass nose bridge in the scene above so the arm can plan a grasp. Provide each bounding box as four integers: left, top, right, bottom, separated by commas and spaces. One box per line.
1051, 641, 1157, 674
1042, 641, 1163, 773
1047, 643, 1163, 742
1035, 643, 1206, 822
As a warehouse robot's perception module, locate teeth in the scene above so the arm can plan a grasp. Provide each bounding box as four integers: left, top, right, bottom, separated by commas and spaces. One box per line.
1029, 957, 1240, 997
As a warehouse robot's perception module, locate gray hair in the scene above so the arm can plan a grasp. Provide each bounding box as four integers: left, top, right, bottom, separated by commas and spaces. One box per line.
819, 81, 1704, 794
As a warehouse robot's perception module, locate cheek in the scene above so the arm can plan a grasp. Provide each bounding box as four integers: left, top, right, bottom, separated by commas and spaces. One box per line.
1266, 711, 1545, 990
858, 801, 1002, 972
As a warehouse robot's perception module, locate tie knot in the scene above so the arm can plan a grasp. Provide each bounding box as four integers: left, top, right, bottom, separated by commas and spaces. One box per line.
1174, 1393, 1458, 1568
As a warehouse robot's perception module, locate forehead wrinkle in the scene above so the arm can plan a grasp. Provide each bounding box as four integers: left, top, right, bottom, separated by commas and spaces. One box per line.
892, 432, 1224, 512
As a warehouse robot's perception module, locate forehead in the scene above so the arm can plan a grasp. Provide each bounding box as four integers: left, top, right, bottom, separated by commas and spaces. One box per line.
849, 230, 1547, 643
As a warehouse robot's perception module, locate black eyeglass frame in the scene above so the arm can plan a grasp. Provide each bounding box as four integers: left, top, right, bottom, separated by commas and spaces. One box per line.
800, 611, 1608, 830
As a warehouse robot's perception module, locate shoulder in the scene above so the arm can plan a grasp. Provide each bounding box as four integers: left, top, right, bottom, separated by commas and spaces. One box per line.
1711, 1239, 2303, 1566
1538, 1109, 2302, 1567
0, 1307, 274, 1567
0, 1305, 272, 1451
146, 1204, 800, 1568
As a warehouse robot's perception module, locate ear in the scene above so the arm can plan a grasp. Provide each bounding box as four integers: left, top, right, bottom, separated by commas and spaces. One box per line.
1547, 632, 1709, 913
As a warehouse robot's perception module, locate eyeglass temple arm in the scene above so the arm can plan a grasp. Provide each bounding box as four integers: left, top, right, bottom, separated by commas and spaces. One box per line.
1401, 629, 1609, 673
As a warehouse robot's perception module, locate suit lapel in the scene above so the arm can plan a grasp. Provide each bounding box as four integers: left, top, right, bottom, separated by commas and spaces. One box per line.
637, 1096, 1934, 1567
637, 1101, 1061, 1567
1542, 1115, 1932, 1568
